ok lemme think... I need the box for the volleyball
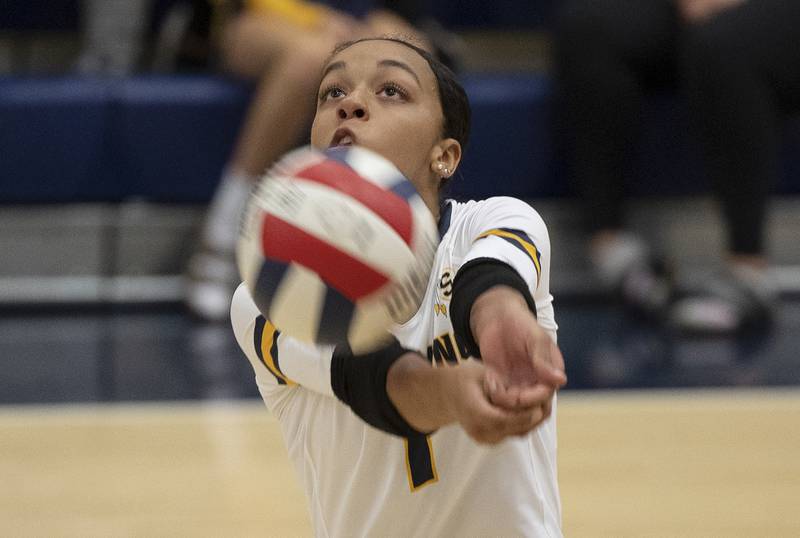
[236,145,439,351]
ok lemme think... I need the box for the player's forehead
[323,40,437,89]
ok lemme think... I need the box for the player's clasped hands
[452,286,567,445]
[447,360,560,445]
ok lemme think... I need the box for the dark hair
[328,37,471,153]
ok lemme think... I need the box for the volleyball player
[231,37,566,537]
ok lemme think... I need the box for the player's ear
[429,138,462,179]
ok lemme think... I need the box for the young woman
[231,37,566,537]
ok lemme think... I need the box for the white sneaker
[186,250,240,322]
[592,233,673,316]
[670,266,776,335]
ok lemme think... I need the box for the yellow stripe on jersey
[475,228,542,284]
[254,316,296,386]
[425,435,439,483]
[404,435,439,491]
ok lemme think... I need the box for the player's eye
[320,84,345,102]
[379,82,408,100]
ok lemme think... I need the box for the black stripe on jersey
[253,315,294,385]
[404,434,438,491]
[270,324,288,382]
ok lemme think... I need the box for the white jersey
[231,197,562,538]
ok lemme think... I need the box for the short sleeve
[461,197,550,296]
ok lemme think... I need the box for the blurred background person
[75,0,152,75]
[184,0,453,321]
[555,0,800,334]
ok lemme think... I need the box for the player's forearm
[468,285,567,395]
[386,354,458,433]
[450,259,538,359]
[469,286,530,346]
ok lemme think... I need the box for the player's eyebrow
[322,59,422,88]
[378,59,421,87]
[321,60,346,80]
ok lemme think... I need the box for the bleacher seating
[2,74,799,204]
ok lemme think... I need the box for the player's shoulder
[451,196,547,232]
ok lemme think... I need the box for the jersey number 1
[404,435,438,491]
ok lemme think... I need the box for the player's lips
[330,128,356,148]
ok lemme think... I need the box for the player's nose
[337,90,369,120]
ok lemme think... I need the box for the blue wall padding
[452,73,564,200]
[110,77,248,202]
[0,78,112,201]
[0,76,248,203]
[1,74,799,203]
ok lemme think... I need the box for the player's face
[311,40,455,216]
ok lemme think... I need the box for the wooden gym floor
[3,389,799,538]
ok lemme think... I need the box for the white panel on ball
[269,264,326,344]
[237,198,267,288]
[340,146,405,189]
[347,295,395,353]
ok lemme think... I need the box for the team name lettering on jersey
[426,331,471,364]
[434,268,453,317]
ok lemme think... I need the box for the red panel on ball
[261,213,389,301]
[294,160,414,245]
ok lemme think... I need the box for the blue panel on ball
[390,179,419,201]
[316,285,356,345]
[252,257,291,315]
[322,146,352,167]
